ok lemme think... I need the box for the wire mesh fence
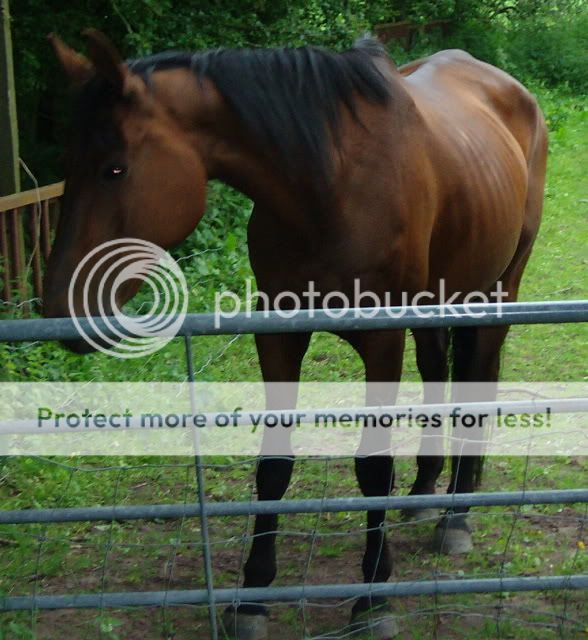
[0,302,587,639]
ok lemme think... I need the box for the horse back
[399,49,546,166]
[393,50,547,293]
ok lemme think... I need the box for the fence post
[0,0,20,196]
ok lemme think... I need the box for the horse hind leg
[432,322,504,555]
[434,199,543,555]
[433,111,546,555]
[432,106,547,556]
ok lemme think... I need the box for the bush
[444,19,509,69]
[505,12,588,92]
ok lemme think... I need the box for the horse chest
[248,216,412,301]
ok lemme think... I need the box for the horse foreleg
[403,328,450,521]
[222,332,311,640]
[344,329,405,638]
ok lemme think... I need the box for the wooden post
[0,0,20,196]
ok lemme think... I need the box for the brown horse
[44,30,547,639]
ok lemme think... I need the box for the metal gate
[0,300,587,638]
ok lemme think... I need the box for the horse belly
[428,127,528,295]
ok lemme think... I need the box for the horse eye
[103,164,127,181]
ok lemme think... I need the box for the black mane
[128,37,391,185]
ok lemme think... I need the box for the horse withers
[44,30,547,639]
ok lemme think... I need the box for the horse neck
[151,68,313,218]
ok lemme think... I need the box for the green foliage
[505,12,588,91]
[0,621,36,640]
[446,1,588,90]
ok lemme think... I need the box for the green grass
[0,88,586,639]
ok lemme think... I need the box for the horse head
[43,30,208,351]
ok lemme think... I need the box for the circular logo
[68,238,188,358]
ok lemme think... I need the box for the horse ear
[48,34,94,87]
[82,28,127,93]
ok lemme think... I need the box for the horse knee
[256,456,294,501]
[355,456,394,497]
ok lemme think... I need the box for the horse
[43,29,547,639]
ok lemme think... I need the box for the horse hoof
[220,610,268,640]
[349,607,400,639]
[432,516,473,554]
[400,507,438,522]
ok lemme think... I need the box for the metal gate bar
[1,489,587,525]
[0,300,587,342]
[1,575,587,611]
